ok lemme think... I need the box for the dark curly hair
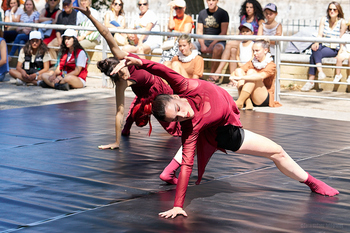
[97,57,122,85]
[152,94,173,122]
[239,0,264,21]
[23,39,48,57]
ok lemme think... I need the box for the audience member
[229,39,281,110]
[160,0,194,63]
[39,0,61,46]
[47,0,78,64]
[194,0,229,77]
[257,3,282,57]
[3,0,24,43]
[76,0,101,49]
[122,0,162,57]
[236,23,254,68]
[8,0,40,58]
[104,0,127,46]
[209,0,263,83]
[333,20,350,83]
[33,0,46,12]
[301,1,346,92]
[8,31,50,85]
[40,29,88,91]
[0,37,10,82]
[164,35,203,79]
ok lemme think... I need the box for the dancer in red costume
[112,56,339,219]
[74,6,181,150]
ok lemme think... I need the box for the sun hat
[168,0,186,8]
[239,23,254,32]
[263,3,277,12]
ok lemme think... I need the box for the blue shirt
[0,38,9,75]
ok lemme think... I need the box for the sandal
[208,75,219,83]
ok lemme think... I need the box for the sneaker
[54,82,70,91]
[38,80,51,88]
[347,76,350,84]
[16,79,26,86]
[301,82,314,92]
[318,71,326,80]
[333,74,342,83]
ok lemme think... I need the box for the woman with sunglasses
[104,0,127,46]
[122,0,162,57]
[40,29,88,91]
[9,31,50,85]
[301,1,346,91]
[38,0,61,45]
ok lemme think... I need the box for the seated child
[236,23,254,67]
[257,3,282,57]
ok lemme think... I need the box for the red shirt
[59,49,88,81]
[127,54,181,136]
[139,59,242,208]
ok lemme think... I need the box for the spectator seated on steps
[40,29,89,91]
[8,31,50,86]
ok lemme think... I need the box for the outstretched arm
[73,6,128,60]
[110,56,188,94]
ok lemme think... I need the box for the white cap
[29,31,42,40]
[61,29,77,38]
[168,0,186,7]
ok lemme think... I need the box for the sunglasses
[138,3,147,6]
[328,8,338,12]
[63,3,70,6]
[174,7,183,10]
[114,2,122,6]
[50,0,58,2]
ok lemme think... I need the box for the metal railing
[1,22,349,101]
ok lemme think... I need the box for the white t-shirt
[134,10,160,32]
[239,41,254,64]
[105,10,124,25]
[66,50,87,68]
[76,7,101,41]
[18,48,51,63]
[341,33,350,53]
[5,8,24,22]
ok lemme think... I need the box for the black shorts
[215,125,245,152]
[253,93,269,107]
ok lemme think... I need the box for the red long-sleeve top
[138,59,243,208]
[127,54,181,136]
